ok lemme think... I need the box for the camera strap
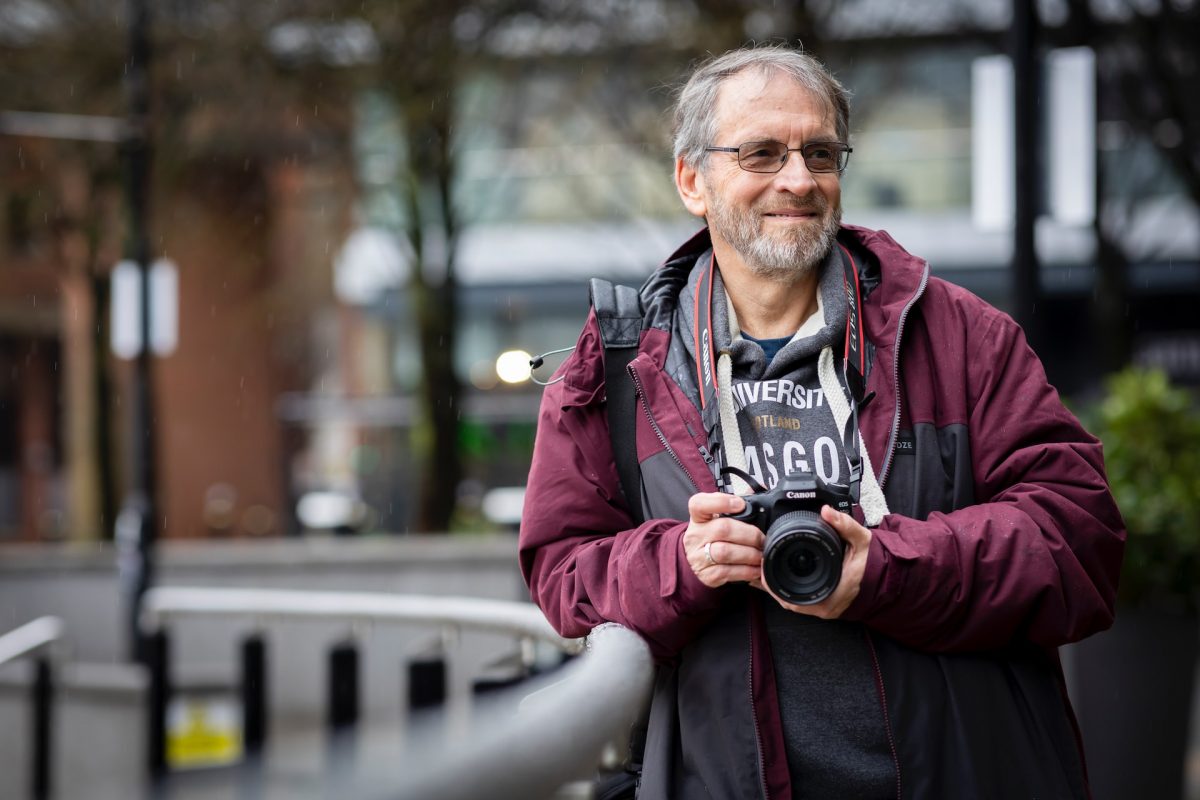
[836,243,868,504]
[693,251,719,413]
[841,373,865,505]
[838,243,867,405]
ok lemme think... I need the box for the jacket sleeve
[518,314,723,660]
[844,310,1126,653]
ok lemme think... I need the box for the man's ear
[675,157,708,219]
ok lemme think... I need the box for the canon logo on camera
[785,491,817,500]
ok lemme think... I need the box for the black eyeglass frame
[703,140,853,174]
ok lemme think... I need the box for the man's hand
[761,505,872,619]
[683,492,765,588]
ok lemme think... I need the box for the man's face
[677,69,844,282]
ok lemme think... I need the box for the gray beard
[708,196,841,282]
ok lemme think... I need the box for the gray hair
[672,44,851,169]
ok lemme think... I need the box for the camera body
[727,472,853,605]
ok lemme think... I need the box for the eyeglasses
[703,140,853,174]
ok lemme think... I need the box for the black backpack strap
[589,278,653,798]
[588,278,644,525]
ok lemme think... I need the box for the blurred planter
[1073,609,1198,800]
[1074,368,1200,800]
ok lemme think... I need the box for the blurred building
[1,0,1197,542]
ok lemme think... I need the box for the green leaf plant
[1086,368,1200,614]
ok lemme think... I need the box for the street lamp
[117,0,160,666]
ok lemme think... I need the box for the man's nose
[772,152,820,195]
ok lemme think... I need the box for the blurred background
[1,0,1197,543]
[0,0,1198,798]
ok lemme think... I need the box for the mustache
[756,199,829,215]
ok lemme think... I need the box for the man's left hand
[757,505,872,619]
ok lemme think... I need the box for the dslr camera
[726,471,854,605]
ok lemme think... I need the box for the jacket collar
[651,224,929,344]
[837,224,929,345]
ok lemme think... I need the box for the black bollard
[32,657,53,800]
[407,656,446,712]
[146,629,170,779]
[240,634,267,756]
[327,640,359,731]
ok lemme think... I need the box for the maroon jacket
[520,225,1126,798]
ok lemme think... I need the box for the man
[519,44,1125,799]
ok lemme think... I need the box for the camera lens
[787,548,818,579]
[761,510,844,605]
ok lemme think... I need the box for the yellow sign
[166,695,243,769]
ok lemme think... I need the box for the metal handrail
[0,616,63,800]
[139,587,653,799]
[0,616,64,666]
[392,623,653,800]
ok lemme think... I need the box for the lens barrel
[761,510,844,604]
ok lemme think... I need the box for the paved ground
[150,718,595,800]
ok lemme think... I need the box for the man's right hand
[683,492,766,588]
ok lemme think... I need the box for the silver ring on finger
[704,541,716,566]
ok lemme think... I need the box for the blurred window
[832,44,985,213]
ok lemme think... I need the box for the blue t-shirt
[742,331,793,363]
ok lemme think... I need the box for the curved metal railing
[140,587,653,799]
[0,616,63,800]
[390,622,652,800]
[0,616,64,667]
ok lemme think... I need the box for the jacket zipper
[878,263,930,488]
[864,266,927,797]
[628,364,702,491]
[863,631,903,799]
[749,616,772,800]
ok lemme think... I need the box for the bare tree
[0,2,131,539]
